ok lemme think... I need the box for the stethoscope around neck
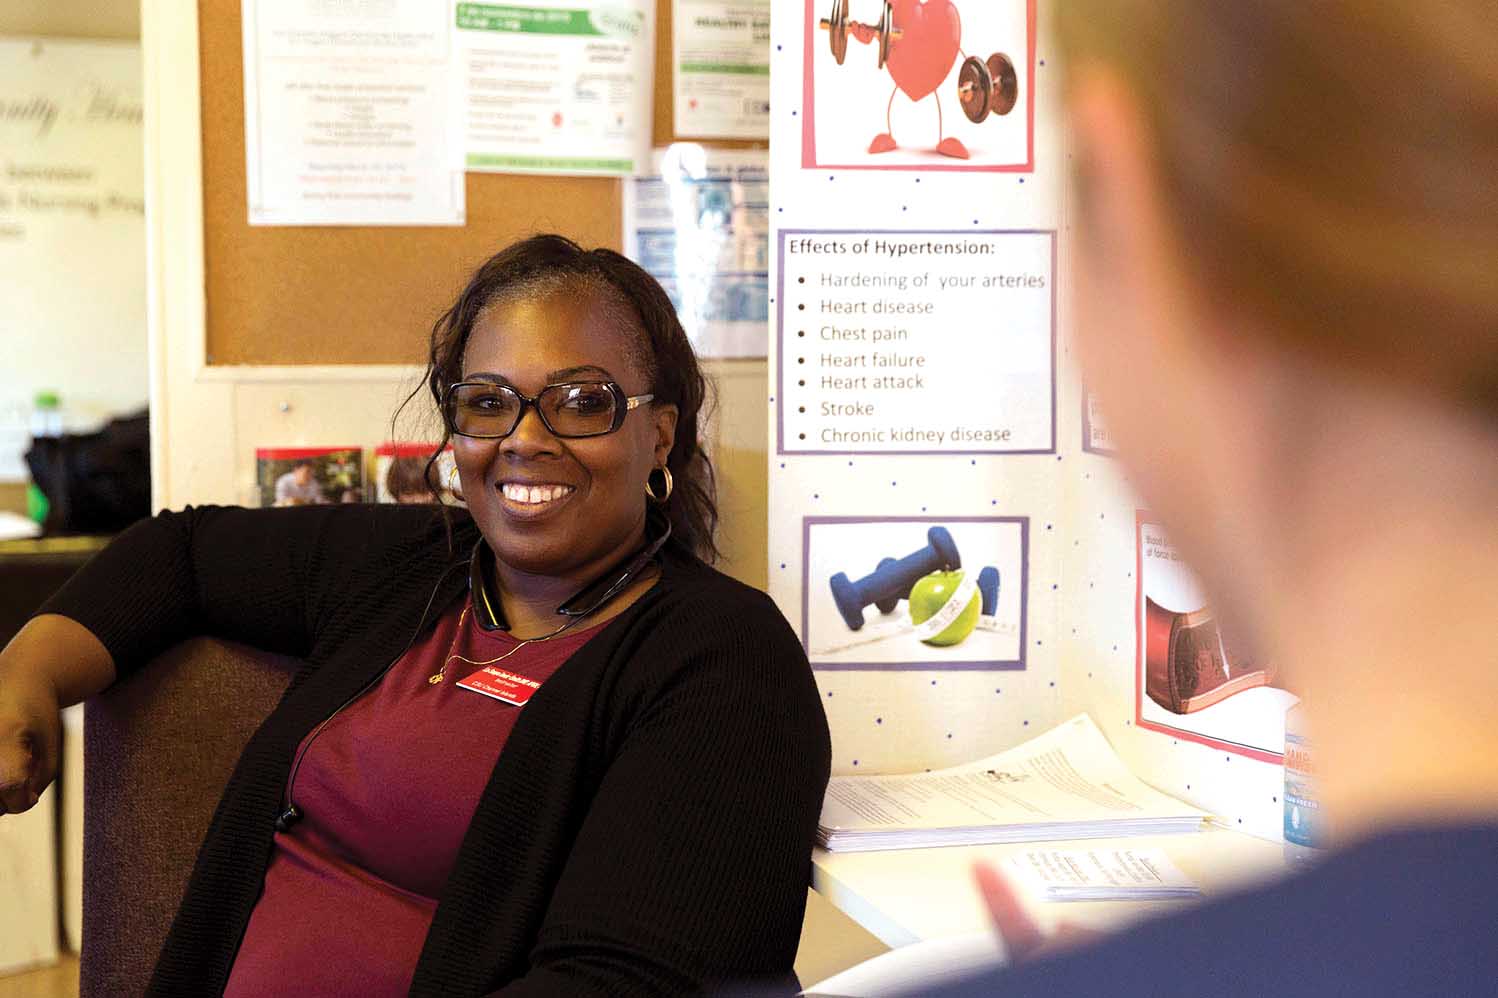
[274,508,673,833]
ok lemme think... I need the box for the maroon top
[224,597,603,998]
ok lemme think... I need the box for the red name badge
[457,666,541,706]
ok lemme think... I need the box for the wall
[0,0,144,510]
[0,4,141,972]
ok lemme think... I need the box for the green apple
[908,570,981,646]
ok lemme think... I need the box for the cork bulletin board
[197,0,760,365]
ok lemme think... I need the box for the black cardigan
[41,504,831,996]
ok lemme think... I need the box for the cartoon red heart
[885,0,961,102]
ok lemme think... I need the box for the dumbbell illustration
[977,566,999,616]
[819,0,901,69]
[872,558,902,613]
[957,53,1019,122]
[977,565,1002,631]
[830,526,961,630]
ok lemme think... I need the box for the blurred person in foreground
[0,235,830,996]
[916,3,1498,996]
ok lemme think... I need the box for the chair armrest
[80,637,299,998]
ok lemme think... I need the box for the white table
[812,827,1287,950]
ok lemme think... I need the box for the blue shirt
[907,824,1498,998]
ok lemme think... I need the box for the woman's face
[452,288,677,584]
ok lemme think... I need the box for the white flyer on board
[241,0,465,226]
[1004,847,1202,901]
[455,0,654,176]
[623,146,768,357]
[672,0,770,139]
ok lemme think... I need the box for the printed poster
[673,0,771,139]
[775,228,1056,455]
[1136,514,1297,761]
[256,447,364,506]
[456,0,654,176]
[802,0,1035,172]
[803,517,1027,670]
[241,0,465,226]
[623,145,769,357]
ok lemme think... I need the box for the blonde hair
[1056,2,1498,416]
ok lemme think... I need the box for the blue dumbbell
[830,527,961,630]
[978,566,1000,616]
[873,558,901,614]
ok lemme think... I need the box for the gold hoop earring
[645,466,673,503]
[447,466,464,500]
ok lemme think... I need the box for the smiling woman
[0,236,832,997]
[420,235,716,636]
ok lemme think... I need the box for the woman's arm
[0,615,112,813]
[34,503,402,677]
[477,596,831,997]
[2,502,428,815]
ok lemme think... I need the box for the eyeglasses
[442,380,655,440]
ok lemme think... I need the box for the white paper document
[455,0,653,176]
[672,0,770,139]
[1004,847,1202,902]
[623,145,768,357]
[241,0,465,226]
[818,714,1210,852]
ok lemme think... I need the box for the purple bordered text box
[776,228,1058,456]
[802,515,1030,672]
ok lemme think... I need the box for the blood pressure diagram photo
[802,0,1034,170]
[1136,516,1298,758]
[803,516,1027,669]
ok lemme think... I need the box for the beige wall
[1,1,142,502]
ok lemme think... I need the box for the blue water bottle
[1283,701,1324,864]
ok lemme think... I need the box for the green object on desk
[26,483,49,524]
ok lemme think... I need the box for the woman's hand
[0,666,61,814]
[0,614,115,814]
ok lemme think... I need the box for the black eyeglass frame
[441,380,656,440]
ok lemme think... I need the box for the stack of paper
[817,715,1210,852]
[1004,847,1203,902]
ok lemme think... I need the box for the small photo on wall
[255,447,363,507]
[803,0,1035,171]
[374,442,460,505]
[803,516,1028,670]
[1136,514,1297,761]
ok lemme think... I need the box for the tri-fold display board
[767,0,1293,840]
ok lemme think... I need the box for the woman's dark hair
[403,234,718,561]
